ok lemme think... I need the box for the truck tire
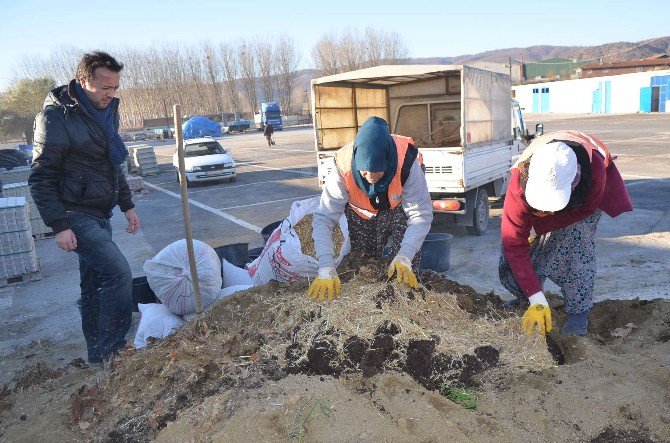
[466,188,489,235]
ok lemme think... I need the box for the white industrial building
[512,69,670,114]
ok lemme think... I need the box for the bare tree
[255,38,275,102]
[201,41,223,114]
[311,28,410,75]
[274,35,301,115]
[381,30,409,63]
[311,33,341,76]
[218,42,241,116]
[238,39,259,114]
[338,29,365,71]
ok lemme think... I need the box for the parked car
[173,138,236,185]
[132,133,146,141]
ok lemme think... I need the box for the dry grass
[256,278,555,372]
[294,214,344,258]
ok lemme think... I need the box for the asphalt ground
[134,126,321,252]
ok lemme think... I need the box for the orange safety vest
[335,134,414,220]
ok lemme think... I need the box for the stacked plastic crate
[133,146,158,176]
[126,175,144,193]
[0,197,40,285]
[0,166,30,190]
[1,182,51,237]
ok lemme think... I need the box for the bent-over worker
[309,116,433,301]
[499,131,632,336]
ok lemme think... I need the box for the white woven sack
[143,239,223,315]
[134,303,185,349]
[247,196,350,285]
[222,258,253,287]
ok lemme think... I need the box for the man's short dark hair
[76,51,124,83]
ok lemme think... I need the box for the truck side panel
[462,66,511,145]
[313,85,388,151]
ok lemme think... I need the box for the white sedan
[173,138,237,184]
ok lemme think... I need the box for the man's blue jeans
[67,212,132,363]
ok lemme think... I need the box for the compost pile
[293,213,344,258]
[69,261,554,442]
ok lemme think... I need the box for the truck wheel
[466,188,489,235]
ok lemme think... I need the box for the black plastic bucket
[419,233,453,272]
[132,276,158,312]
[248,246,264,261]
[214,243,249,268]
[261,220,282,243]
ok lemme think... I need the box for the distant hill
[295,36,670,91]
[408,35,670,64]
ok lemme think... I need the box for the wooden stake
[173,104,203,313]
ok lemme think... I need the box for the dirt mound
[66,264,552,442]
[1,271,668,442]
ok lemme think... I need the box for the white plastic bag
[246,197,350,285]
[143,239,223,315]
[222,259,253,287]
[134,303,185,349]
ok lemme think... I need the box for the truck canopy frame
[312,65,511,152]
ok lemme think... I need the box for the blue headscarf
[352,117,397,198]
[74,82,128,166]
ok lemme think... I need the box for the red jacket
[501,132,633,297]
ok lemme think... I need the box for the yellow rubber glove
[387,254,419,289]
[522,292,553,335]
[307,267,341,301]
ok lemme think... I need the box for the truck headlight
[189,166,203,172]
[224,162,234,168]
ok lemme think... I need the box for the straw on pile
[294,214,345,258]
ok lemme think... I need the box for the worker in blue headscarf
[309,116,433,301]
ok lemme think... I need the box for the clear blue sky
[1,0,669,90]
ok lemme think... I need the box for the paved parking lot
[134,127,321,251]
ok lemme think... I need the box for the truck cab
[260,102,283,131]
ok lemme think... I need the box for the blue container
[419,233,453,272]
[16,144,33,161]
[214,243,249,268]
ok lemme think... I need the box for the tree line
[0,28,409,142]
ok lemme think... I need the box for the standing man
[264,122,275,146]
[29,51,140,364]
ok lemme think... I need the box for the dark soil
[590,426,656,443]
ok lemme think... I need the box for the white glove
[528,291,549,307]
[390,254,413,269]
[318,267,338,279]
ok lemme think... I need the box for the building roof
[581,57,670,70]
[523,58,589,79]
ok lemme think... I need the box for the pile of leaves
[71,264,553,441]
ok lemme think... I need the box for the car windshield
[184,142,226,157]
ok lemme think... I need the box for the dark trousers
[344,204,421,271]
[68,212,132,362]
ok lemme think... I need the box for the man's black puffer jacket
[28,80,134,234]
